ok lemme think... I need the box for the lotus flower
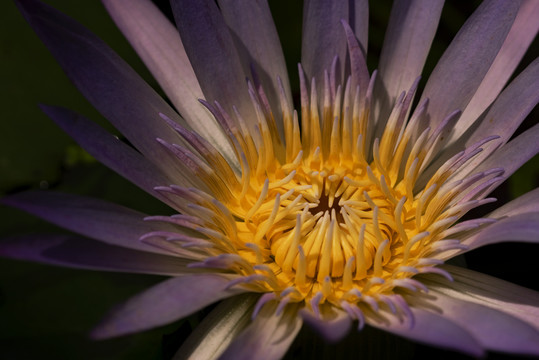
[2,0,539,359]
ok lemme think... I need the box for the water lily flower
[3,0,539,359]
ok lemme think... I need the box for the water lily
[2,0,539,359]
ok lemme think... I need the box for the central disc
[238,152,398,288]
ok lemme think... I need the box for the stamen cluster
[144,35,501,321]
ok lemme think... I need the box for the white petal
[301,0,368,87]
[91,274,243,339]
[426,289,539,355]
[300,304,352,342]
[171,0,256,131]
[0,233,192,276]
[173,294,257,360]
[423,265,539,332]
[488,188,539,219]
[367,307,484,357]
[218,0,292,136]
[461,212,539,251]
[475,122,539,194]
[218,301,302,360]
[422,58,539,184]
[373,0,444,132]
[2,191,174,255]
[102,0,234,161]
[449,0,539,144]
[419,0,519,130]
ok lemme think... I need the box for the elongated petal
[2,191,175,255]
[367,307,484,357]
[456,58,539,178]
[475,123,539,191]
[16,0,188,175]
[218,302,302,360]
[102,0,234,161]
[170,0,255,129]
[218,0,292,134]
[460,212,539,251]
[300,305,352,342]
[0,234,191,276]
[419,0,520,129]
[301,0,368,87]
[427,289,539,355]
[488,188,539,219]
[422,265,539,332]
[423,58,539,182]
[92,274,243,339]
[452,0,539,142]
[39,105,193,202]
[173,294,257,360]
[373,0,444,128]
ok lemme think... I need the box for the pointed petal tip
[299,307,352,343]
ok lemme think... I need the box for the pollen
[145,47,501,320]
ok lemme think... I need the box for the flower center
[147,65,499,318]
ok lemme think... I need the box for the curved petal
[422,265,539,332]
[460,212,539,251]
[475,122,539,193]
[102,0,234,161]
[367,307,484,357]
[170,0,255,129]
[301,0,368,87]
[457,58,539,178]
[422,57,539,183]
[91,274,243,339]
[373,0,444,129]
[419,0,520,130]
[39,105,196,202]
[173,294,257,360]
[218,301,302,360]
[15,0,189,175]
[451,0,539,143]
[0,233,191,276]
[1,190,176,255]
[218,0,292,136]
[299,304,352,342]
[488,188,539,219]
[427,289,539,355]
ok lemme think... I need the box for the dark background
[0,0,537,359]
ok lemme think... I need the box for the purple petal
[91,274,243,339]
[2,191,177,255]
[475,122,539,192]
[301,0,368,87]
[460,213,539,253]
[299,304,352,342]
[423,265,539,332]
[423,57,539,183]
[419,0,520,130]
[488,188,539,219]
[170,0,255,129]
[175,294,257,359]
[367,307,484,357]
[373,0,444,132]
[453,0,539,142]
[218,0,292,135]
[102,0,234,161]
[218,301,302,360]
[15,0,188,175]
[39,105,187,203]
[0,233,191,276]
[427,289,539,355]
[341,20,370,103]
